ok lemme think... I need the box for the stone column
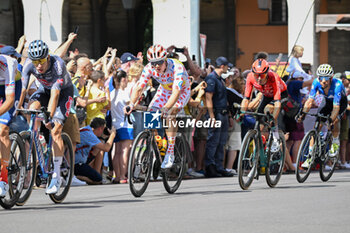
[22,0,64,51]
[287,0,315,66]
[151,0,200,64]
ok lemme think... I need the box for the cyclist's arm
[248,91,262,110]
[241,98,249,113]
[302,98,314,114]
[0,58,17,115]
[330,105,340,122]
[48,89,60,119]
[273,101,281,120]
[0,92,15,116]
[164,87,180,110]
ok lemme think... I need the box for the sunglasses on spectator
[253,73,267,79]
[32,57,48,66]
[151,60,165,67]
[319,76,330,81]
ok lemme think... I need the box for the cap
[222,71,234,79]
[120,52,139,64]
[345,71,350,80]
[0,45,21,58]
[215,56,229,67]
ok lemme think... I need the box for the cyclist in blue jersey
[0,55,21,197]
[299,64,347,166]
[22,40,74,194]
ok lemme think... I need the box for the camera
[174,47,184,53]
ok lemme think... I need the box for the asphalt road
[1,170,350,233]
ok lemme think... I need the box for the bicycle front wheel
[296,130,317,183]
[265,130,286,188]
[319,132,337,181]
[49,133,74,203]
[0,132,26,209]
[16,131,37,206]
[238,129,259,190]
[162,134,187,194]
[128,131,153,197]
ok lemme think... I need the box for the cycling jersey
[245,71,287,100]
[137,58,191,110]
[0,55,18,95]
[309,78,346,106]
[0,55,21,125]
[22,55,72,90]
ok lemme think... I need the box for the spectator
[110,70,133,184]
[224,70,244,175]
[120,52,140,73]
[86,70,109,125]
[74,117,116,184]
[72,57,93,97]
[338,72,350,169]
[204,56,233,178]
[284,71,314,167]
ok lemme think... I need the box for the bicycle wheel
[162,134,187,194]
[0,132,26,209]
[238,129,259,190]
[49,133,74,203]
[16,131,37,206]
[319,132,337,181]
[128,131,153,197]
[265,130,286,188]
[296,130,317,183]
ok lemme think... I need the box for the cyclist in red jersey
[241,59,287,122]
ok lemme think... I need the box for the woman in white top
[110,70,133,183]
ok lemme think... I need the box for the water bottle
[39,134,47,154]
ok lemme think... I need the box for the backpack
[283,94,300,118]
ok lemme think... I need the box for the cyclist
[22,40,74,194]
[298,64,347,167]
[125,44,191,169]
[241,59,288,131]
[0,55,21,197]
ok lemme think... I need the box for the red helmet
[252,59,269,74]
[147,44,167,62]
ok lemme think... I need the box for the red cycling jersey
[244,71,287,100]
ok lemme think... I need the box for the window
[269,0,288,24]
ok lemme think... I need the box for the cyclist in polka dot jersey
[126,44,191,169]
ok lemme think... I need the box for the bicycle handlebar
[17,107,51,124]
[233,103,274,125]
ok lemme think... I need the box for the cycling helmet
[28,40,49,60]
[147,44,167,62]
[316,64,334,77]
[252,59,269,74]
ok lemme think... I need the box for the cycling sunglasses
[32,57,48,66]
[151,60,165,67]
[253,73,267,79]
[319,76,330,81]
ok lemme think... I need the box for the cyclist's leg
[47,87,73,194]
[0,81,22,196]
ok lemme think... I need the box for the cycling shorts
[0,79,22,126]
[29,85,73,125]
[318,95,347,121]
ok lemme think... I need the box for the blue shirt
[75,126,101,164]
[309,78,346,105]
[287,80,303,104]
[205,71,227,110]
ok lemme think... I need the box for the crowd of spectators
[1,32,350,186]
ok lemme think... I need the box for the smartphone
[74,26,79,34]
[174,47,184,53]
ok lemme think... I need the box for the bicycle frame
[26,112,53,179]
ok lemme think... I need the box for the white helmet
[147,44,167,62]
[316,64,334,77]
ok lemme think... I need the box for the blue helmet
[28,40,49,60]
